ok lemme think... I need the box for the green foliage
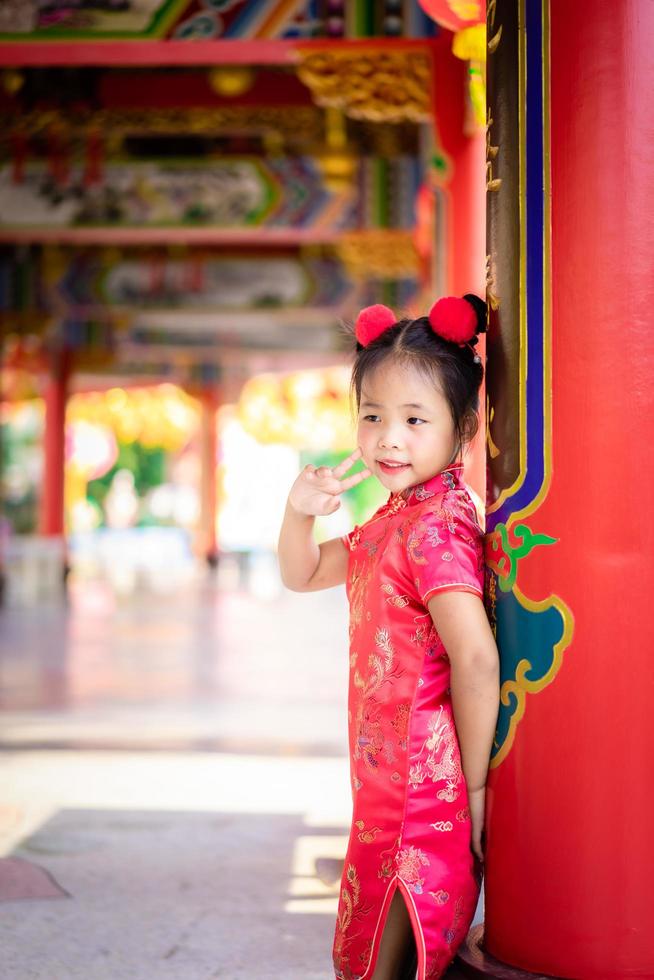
[87,442,166,526]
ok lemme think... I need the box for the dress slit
[362,875,426,980]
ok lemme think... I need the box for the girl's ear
[461,410,480,446]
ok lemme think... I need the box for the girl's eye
[407,417,426,425]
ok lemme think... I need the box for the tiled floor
[0,570,480,979]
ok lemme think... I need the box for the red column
[470,2,654,978]
[431,37,486,499]
[198,389,220,568]
[39,349,69,538]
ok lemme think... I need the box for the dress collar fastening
[396,462,464,507]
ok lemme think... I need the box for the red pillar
[431,37,486,500]
[462,2,654,978]
[39,349,69,538]
[198,389,220,568]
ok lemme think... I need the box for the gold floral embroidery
[429,888,450,905]
[396,845,430,894]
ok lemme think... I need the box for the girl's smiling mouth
[378,459,411,474]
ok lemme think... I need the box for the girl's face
[357,358,458,494]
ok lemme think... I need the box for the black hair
[351,294,487,457]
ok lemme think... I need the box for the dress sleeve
[405,491,484,604]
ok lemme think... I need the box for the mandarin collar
[379,462,464,517]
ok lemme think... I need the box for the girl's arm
[428,591,500,860]
[278,504,349,592]
[278,449,370,593]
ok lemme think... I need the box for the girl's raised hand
[289,448,371,517]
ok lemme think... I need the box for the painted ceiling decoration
[0,6,473,382]
[0,0,438,41]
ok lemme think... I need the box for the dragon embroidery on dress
[436,505,458,534]
[391,702,410,751]
[349,557,374,639]
[406,518,433,565]
[354,700,385,769]
[414,482,438,501]
[353,627,404,771]
[443,894,465,945]
[408,705,463,803]
[406,506,455,565]
[410,618,444,659]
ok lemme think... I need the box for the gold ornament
[208,67,255,98]
[2,70,24,96]
[317,106,357,192]
[297,49,431,124]
[338,230,419,281]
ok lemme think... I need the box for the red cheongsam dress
[333,462,485,980]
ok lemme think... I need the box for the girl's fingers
[332,447,363,478]
[339,468,371,492]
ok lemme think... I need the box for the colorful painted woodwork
[483,2,654,978]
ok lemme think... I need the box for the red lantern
[417,0,484,32]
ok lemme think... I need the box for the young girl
[278,296,500,980]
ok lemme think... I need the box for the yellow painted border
[486,0,528,517]
[489,0,575,769]
[509,0,553,526]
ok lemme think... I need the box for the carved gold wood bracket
[297,49,432,124]
[337,230,419,281]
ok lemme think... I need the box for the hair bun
[355,304,397,347]
[428,296,477,343]
[462,293,487,336]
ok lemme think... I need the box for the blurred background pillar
[198,388,220,569]
[39,346,69,539]
[430,32,486,500]
[35,344,70,589]
[467,1,654,978]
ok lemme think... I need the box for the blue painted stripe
[223,0,266,39]
[496,0,545,523]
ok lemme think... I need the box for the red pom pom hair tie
[428,296,476,343]
[428,295,482,364]
[355,304,397,347]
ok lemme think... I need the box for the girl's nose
[378,427,401,450]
